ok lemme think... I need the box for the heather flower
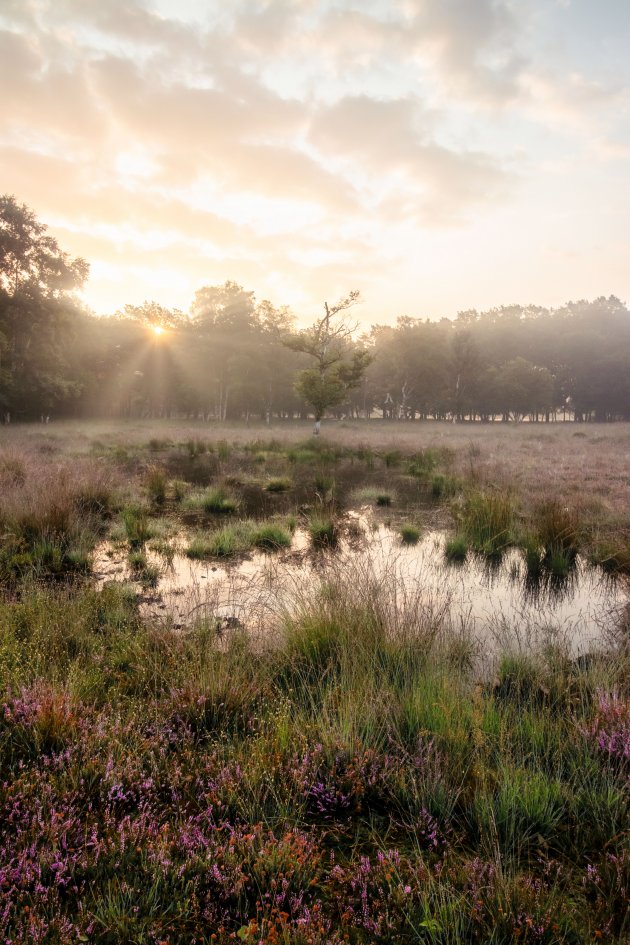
[583,690,630,777]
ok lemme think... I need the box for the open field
[0,419,628,943]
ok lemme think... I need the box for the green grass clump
[457,490,514,556]
[252,523,292,550]
[287,448,318,465]
[145,465,167,505]
[185,438,208,458]
[352,486,395,508]
[264,477,292,493]
[128,550,147,570]
[147,437,171,451]
[185,523,251,558]
[313,472,335,497]
[308,516,338,547]
[431,473,459,498]
[521,533,544,576]
[203,488,239,514]
[535,499,581,564]
[217,440,231,460]
[186,488,239,515]
[383,449,402,468]
[406,448,440,479]
[590,539,630,575]
[444,535,468,562]
[400,524,421,544]
[121,506,152,548]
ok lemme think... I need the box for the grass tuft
[400,524,421,544]
[308,516,338,547]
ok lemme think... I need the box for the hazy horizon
[2,0,629,324]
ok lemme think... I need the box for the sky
[1,0,630,326]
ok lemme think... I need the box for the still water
[94,510,628,656]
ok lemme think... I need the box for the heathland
[0,419,628,944]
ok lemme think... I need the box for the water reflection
[93,509,628,655]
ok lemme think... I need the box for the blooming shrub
[584,691,630,776]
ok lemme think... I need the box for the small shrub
[376,493,393,507]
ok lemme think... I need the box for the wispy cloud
[1,0,628,319]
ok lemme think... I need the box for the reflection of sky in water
[94,511,628,656]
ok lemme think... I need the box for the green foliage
[145,466,167,505]
[0,552,627,944]
[407,449,440,479]
[121,506,151,548]
[457,490,514,556]
[444,535,468,562]
[308,516,338,547]
[400,524,421,544]
[535,499,581,560]
[186,522,253,558]
[375,492,393,507]
[185,488,239,515]
[284,293,372,424]
[252,523,292,550]
[264,477,292,493]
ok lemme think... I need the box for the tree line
[2,195,629,423]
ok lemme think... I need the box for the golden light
[152,325,165,337]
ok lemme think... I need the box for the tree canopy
[2,196,630,424]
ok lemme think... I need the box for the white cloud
[0,0,628,319]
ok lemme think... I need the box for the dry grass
[1,417,629,536]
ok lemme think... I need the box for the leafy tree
[284,291,372,433]
[451,330,482,420]
[0,195,89,417]
[0,194,88,298]
[120,301,185,331]
[492,357,554,421]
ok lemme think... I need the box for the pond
[93,509,628,657]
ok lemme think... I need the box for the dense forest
[2,195,630,423]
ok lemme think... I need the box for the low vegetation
[0,422,628,943]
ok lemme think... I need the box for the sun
[152,325,165,336]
